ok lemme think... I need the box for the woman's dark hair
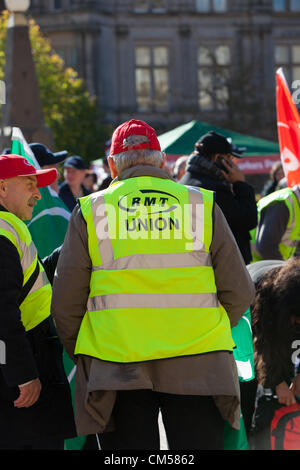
[252,257,300,386]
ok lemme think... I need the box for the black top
[58,182,91,212]
[180,154,258,265]
[98,174,112,191]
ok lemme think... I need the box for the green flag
[10,127,86,450]
[10,127,71,258]
[223,308,255,450]
[232,308,255,383]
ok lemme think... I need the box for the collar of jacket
[186,152,229,187]
[111,164,175,184]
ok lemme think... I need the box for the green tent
[158,120,279,157]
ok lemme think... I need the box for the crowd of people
[0,119,299,451]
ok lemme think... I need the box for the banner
[276,68,300,187]
[165,153,281,175]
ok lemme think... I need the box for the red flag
[276,68,300,187]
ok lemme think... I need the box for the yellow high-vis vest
[250,187,300,262]
[0,211,51,331]
[75,176,235,362]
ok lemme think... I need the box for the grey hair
[111,135,163,173]
[173,155,189,177]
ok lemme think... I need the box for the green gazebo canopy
[158,120,279,157]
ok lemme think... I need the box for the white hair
[173,155,189,177]
[111,135,163,173]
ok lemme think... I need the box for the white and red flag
[276,68,300,187]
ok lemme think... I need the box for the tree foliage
[0,10,111,163]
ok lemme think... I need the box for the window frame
[50,0,74,11]
[197,44,231,111]
[273,0,300,11]
[133,0,167,13]
[195,0,228,13]
[54,45,79,70]
[51,0,63,10]
[134,44,170,112]
[274,43,300,85]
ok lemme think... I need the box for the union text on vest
[126,216,179,232]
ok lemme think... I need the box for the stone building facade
[25,0,300,138]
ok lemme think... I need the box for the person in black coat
[180,131,257,265]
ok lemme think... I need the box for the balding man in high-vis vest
[52,119,255,450]
[0,155,75,450]
[251,185,300,261]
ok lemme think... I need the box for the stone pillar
[1,11,53,150]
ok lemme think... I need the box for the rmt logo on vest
[95,190,205,249]
[119,190,179,235]
[118,189,179,213]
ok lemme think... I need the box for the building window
[275,44,300,84]
[197,45,231,110]
[134,0,166,12]
[134,0,148,11]
[55,46,79,70]
[195,0,227,12]
[291,0,300,10]
[51,0,74,10]
[52,0,62,9]
[273,0,300,10]
[135,46,169,111]
[273,0,286,9]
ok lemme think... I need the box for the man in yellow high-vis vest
[0,154,75,450]
[251,186,300,261]
[52,120,255,450]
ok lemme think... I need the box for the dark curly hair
[252,257,300,388]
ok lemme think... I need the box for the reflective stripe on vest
[75,177,234,363]
[250,187,300,261]
[0,211,51,331]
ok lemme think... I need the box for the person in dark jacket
[59,155,91,212]
[0,154,76,450]
[252,257,300,404]
[180,131,257,265]
[250,258,300,450]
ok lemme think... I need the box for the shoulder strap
[18,260,40,306]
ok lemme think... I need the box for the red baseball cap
[0,154,58,188]
[110,119,161,156]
